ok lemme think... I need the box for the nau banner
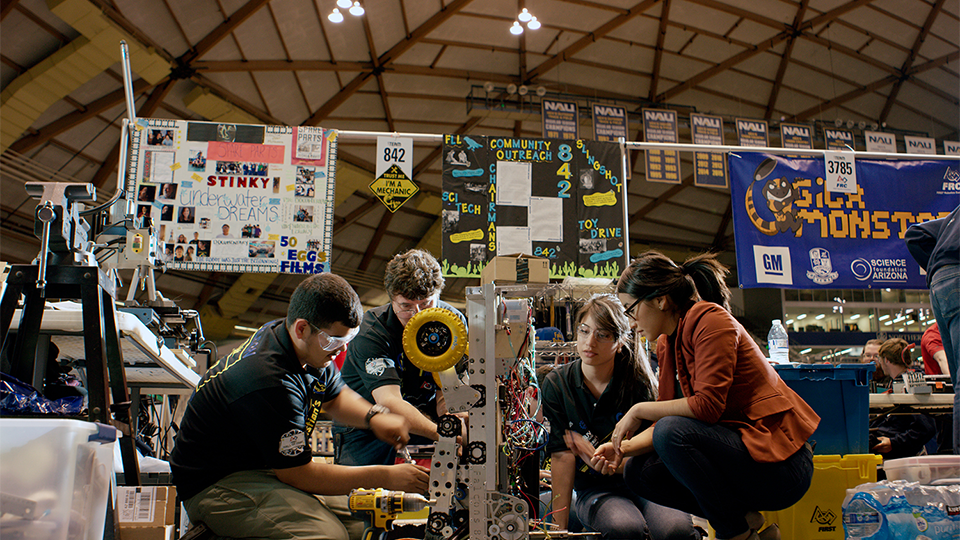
[729,152,960,289]
[441,135,625,279]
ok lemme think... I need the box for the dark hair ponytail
[618,250,730,315]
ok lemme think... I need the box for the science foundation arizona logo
[806,248,838,285]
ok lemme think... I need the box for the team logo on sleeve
[365,358,392,376]
[279,429,306,457]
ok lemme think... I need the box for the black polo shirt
[339,301,467,422]
[170,319,344,500]
[541,360,650,493]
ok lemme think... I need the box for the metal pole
[623,140,959,161]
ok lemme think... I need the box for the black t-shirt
[541,360,651,493]
[170,319,344,500]
[339,301,467,422]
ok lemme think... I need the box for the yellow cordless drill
[349,488,434,539]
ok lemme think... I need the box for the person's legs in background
[929,265,959,454]
[573,487,650,540]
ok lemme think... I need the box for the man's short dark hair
[286,273,362,330]
[384,249,445,300]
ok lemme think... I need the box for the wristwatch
[364,404,390,427]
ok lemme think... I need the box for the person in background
[335,249,467,466]
[593,251,818,540]
[922,323,948,376]
[906,204,959,454]
[869,338,936,461]
[861,339,891,387]
[170,273,428,540]
[541,294,701,539]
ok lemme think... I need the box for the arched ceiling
[1,0,958,341]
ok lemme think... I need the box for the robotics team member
[170,273,429,540]
[335,249,468,466]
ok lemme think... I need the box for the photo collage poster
[128,119,336,274]
[441,135,626,279]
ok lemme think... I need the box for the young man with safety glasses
[171,273,428,540]
[335,249,468,466]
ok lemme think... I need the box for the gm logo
[754,246,793,285]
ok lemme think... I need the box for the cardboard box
[118,485,177,527]
[480,253,550,284]
[119,524,175,540]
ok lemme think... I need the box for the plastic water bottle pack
[842,480,960,539]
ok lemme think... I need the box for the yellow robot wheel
[402,307,468,372]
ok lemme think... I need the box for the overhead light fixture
[536,86,547,96]
[800,348,812,354]
[506,83,518,94]
[510,21,523,35]
[518,85,528,96]
[518,8,532,22]
[349,1,364,16]
[850,314,861,320]
[835,119,843,128]
[483,81,495,92]
[858,121,866,130]
[785,319,794,325]
[328,8,344,22]
[846,119,855,128]
[527,16,541,30]
[879,314,890,321]
[797,314,807,320]
[871,122,879,131]
[337,0,351,7]
[815,314,826,320]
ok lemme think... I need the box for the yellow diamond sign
[370,164,419,213]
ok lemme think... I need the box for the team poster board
[729,152,960,289]
[129,119,336,273]
[441,135,626,279]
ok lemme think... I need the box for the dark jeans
[929,265,959,454]
[623,416,813,539]
[574,485,702,540]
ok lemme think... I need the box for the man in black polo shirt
[171,273,429,540]
[336,249,467,466]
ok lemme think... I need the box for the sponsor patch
[366,358,389,376]
[279,429,306,457]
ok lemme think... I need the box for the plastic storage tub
[0,418,116,540]
[774,363,874,455]
[883,455,960,484]
[762,454,882,540]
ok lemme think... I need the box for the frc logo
[806,248,838,285]
[811,505,837,532]
[942,167,960,193]
[754,246,793,285]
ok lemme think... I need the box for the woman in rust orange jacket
[591,251,819,540]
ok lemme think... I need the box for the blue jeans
[333,424,434,466]
[623,417,813,539]
[929,264,960,454]
[574,485,701,540]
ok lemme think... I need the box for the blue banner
[729,152,960,289]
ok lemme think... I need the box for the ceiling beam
[712,203,733,250]
[334,199,379,232]
[412,116,481,178]
[526,0,662,82]
[7,80,152,154]
[629,173,695,224]
[0,0,20,20]
[189,73,284,125]
[180,0,273,64]
[359,210,394,271]
[764,0,809,120]
[195,60,375,72]
[648,0,671,101]
[302,0,475,126]
[878,0,947,123]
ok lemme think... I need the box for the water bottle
[768,319,790,364]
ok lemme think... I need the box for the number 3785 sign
[824,150,857,193]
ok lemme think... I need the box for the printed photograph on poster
[249,241,276,258]
[137,185,156,202]
[160,204,174,222]
[241,224,263,238]
[295,127,326,161]
[143,151,175,184]
[216,224,234,238]
[295,166,315,198]
[188,150,207,171]
[147,129,175,147]
[442,209,459,234]
[137,205,152,219]
[158,183,177,200]
[580,238,607,254]
[294,205,314,223]
[177,206,196,224]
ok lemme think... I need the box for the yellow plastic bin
[760,454,882,540]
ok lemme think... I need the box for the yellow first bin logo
[369,164,419,213]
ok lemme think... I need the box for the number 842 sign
[824,150,857,194]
